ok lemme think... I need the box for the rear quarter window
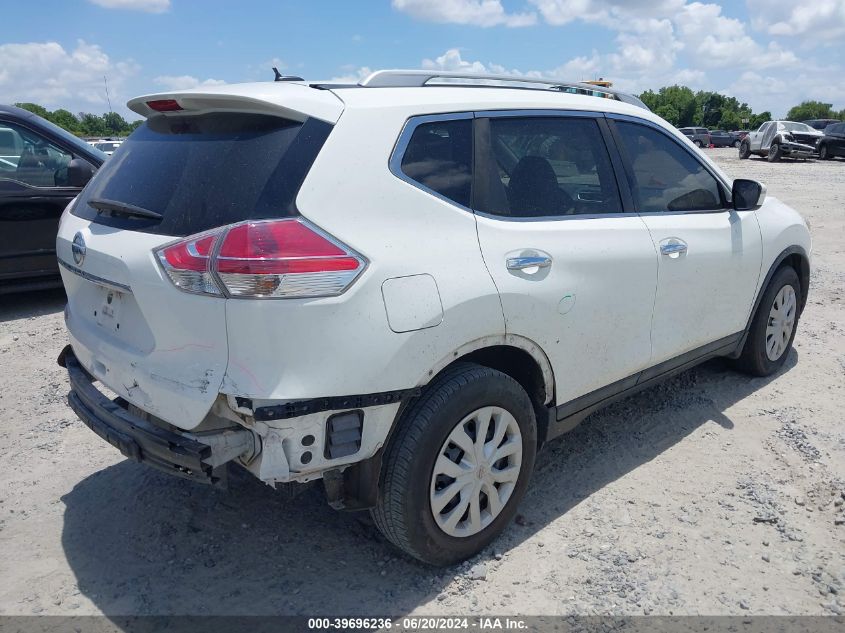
[72,112,332,236]
[398,119,473,208]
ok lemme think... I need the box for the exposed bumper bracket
[252,388,420,421]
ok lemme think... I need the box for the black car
[818,122,845,160]
[708,130,734,147]
[803,118,841,131]
[0,104,105,293]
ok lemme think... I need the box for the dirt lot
[0,148,843,618]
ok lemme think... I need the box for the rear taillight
[158,232,221,295]
[147,99,183,112]
[155,219,366,299]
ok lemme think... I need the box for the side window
[0,121,73,188]
[400,118,472,208]
[478,116,622,218]
[615,121,723,213]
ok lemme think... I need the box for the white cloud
[748,0,845,41]
[674,2,797,69]
[153,75,227,90]
[392,0,537,27]
[328,66,374,84]
[729,68,845,117]
[422,49,490,73]
[530,0,685,28]
[88,0,170,12]
[0,40,139,115]
[608,18,681,73]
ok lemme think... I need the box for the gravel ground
[0,148,843,618]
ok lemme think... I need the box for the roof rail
[359,69,649,110]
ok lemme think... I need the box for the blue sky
[1,0,843,120]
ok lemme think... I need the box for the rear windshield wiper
[88,198,163,221]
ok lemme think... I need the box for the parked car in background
[0,104,105,294]
[730,131,749,147]
[803,118,840,131]
[93,139,123,155]
[678,127,711,147]
[740,120,822,162]
[708,130,734,147]
[817,121,845,160]
[57,70,810,565]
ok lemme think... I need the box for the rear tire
[733,139,741,148]
[694,139,703,148]
[768,142,782,162]
[735,266,801,377]
[819,143,831,160]
[372,363,537,566]
[739,141,751,159]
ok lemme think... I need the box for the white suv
[57,70,810,565]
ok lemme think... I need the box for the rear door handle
[506,255,552,271]
[659,239,688,257]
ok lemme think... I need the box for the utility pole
[103,75,113,114]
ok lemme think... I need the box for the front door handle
[659,239,688,257]
[506,255,552,271]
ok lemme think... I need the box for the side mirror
[732,178,766,211]
[67,157,96,188]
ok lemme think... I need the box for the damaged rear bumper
[60,345,252,485]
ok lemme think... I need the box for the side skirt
[547,332,743,440]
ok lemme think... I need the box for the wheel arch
[329,336,556,510]
[732,245,809,358]
[420,335,554,403]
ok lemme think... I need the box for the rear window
[73,113,332,236]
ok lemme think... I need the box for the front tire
[735,266,801,377]
[819,143,831,160]
[739,141,751,159]
[694,139,703,148]
[372,363,537,566]
[768,142,782,162]
[733,139,742,148]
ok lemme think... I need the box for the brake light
[155,219,366,299]
[147,99,183,112]
[157,233,222,295]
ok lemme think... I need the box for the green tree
[102,111,130,136]
[48,109,81,135]
[749,112,772,130]
[695,92,726,128]
[14,102,50,118]
[78,113,108,137]
[639,89,660,112]
[638,85,771,131]
[11,101,139,137]
[662,85,697,126]
[653,103,680,125]
[785,101,837,122]
[718,110,742,131]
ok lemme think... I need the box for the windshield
[72,112,332,236]
[781,122,815,133]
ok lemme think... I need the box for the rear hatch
[57,86,341,429]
